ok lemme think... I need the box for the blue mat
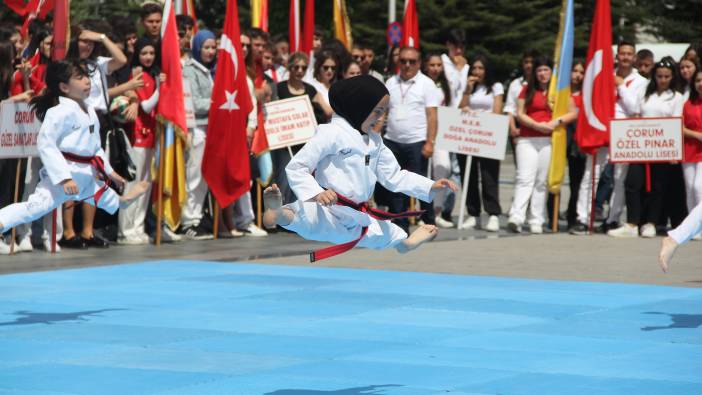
[0,261,701,395]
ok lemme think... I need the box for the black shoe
[596,221,618,234]
[59,236,87,249]
[181,224,214,240]
[569,222,589,235]
[83,235,109,248]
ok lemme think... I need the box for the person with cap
[261,75,457,261]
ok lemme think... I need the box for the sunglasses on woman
[322,65,336,71]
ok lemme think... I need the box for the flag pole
[457,155,472,230]
[51,209,57,253]
[588,151,597,234]
[552,193,560,232]
[9,159,22,255]
[156,126,165,246]
[213,201,219,239]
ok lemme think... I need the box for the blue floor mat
[0,261,700,395]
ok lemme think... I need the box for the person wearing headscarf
[261,75,457,261]
[180,30,217,240]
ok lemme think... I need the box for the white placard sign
[610,117,683,163]
[436,107,509,161]
[183,80,196,129]
[0,101,41,159]
[263,95,317,150]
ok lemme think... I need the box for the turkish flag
[202,0,254,207]
[575,0,615,154]
[402,0,419,48]
[158,0,187,135]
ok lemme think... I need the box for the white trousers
[576,147,608,224]
[0,164,119,232]
[284,200,407,250]
[16,158,63,243]
[606,163,629,224]
[431,149,451,211]
[669,202,702,244]
[682,162,702,211]
[117,147,153,239]
[509,137,551,226]
[181,128,209,228]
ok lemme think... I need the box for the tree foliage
[2,0,700,80]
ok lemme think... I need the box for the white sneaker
[529,224,543,234]
[0,239,11,255]
[640,223,656,238]
[460,216,477,229]
[484,215,500,232]
[17,237,33,252]
[230,229,244,237]
[693,233,702,241]
[608,224,639,238]
[243,223,268,237]
[435,216,454,229]
[161,226,182,242]
[118,236,148,245]
[42,238,61,253]
[507,221,522,233]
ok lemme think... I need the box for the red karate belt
[61,152,112,204]
[310,193,425,263]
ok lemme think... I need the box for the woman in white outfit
[508,56,576,233]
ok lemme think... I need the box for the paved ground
[1,154,701,394]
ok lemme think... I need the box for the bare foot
[119,181,150,208]
[263,184,293,228]
[658,236,679,273]
[397,224,438,254]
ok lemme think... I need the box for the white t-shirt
[504,76,526,115]
[682,85,690,102]
[469,82,504,112]
[310,78,330,105]
[85,56,112,113]
[385,72,443,144]
[441,53,469,108]
[639,89,684,118]
[615,68,648,119]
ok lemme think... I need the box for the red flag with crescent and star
[202,0,254,207]
[575,0,615,153]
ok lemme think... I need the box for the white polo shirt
[385,71,443,144]
[469,82,504,112]
[503,76,526,115]
[441,53,469,108]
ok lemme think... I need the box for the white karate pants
[0,164,119,232]
[15,158,63,243]
[283,200,408,250]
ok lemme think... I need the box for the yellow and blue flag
[155,123,187,231]
[547,0,574,194]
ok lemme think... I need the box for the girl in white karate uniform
[0,61,147,235]
[263,76,457,260]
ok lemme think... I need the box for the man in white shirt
[440,29,469,108]
[570,40,648,235]
[384,46,443,233]
[352,42,384,83]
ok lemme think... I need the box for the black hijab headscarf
[329,75,389,132]
[132,37,160,77]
